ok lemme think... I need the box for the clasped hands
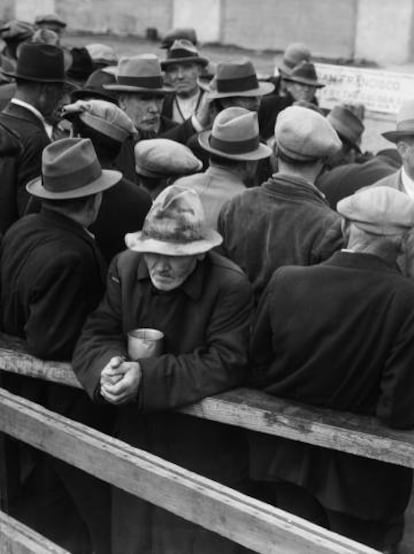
[100,356,141,405]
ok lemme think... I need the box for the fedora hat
[26,138,121,199]
[160,27,198,49]
[2,42,65,83]
[125,184,222,256]
[161,39,208,70]
[279,43,311,75]
[284,61,324,88]
[104,54,172,94]
[382,100,414,142]
[207,59,274,99]
[71,67,119,104]
[198,107,271,161]
[327,105,364,152]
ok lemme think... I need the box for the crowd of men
[0,12,414,554]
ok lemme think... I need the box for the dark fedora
[2,42,65,83]
[207,59,274,99]
[327,104,364,152]
[161,39,208,70]
[26,138,121,199]
[198,107,272,161]
[71,68,119,104]
[104,54,172,94]
[284,61,324,88]
[66,47,94,84]
[160,27,198,49]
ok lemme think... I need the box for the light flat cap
[62,99,136,142]
[135,138,202,178]
[337,186,414,235]
[275,105,342,161]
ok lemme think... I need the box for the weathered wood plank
[0,333,413,468]
[0,388,378,554]
[0,510,69,554]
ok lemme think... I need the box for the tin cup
[127,328,164,360]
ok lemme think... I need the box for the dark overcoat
[250,251,414,521]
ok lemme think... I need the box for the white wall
[15,0,55,23]
[172,0,221,43]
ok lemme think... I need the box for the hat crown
[161,27,197,49]
[167,39,200,59]
[86,43,117,64]
[116,54,164,88]
[41,138,102,193]
[337,186,414,235]
[289,61,318,82]
[283,43,311,69]
[13,42,65,82]
[75,99,136,141]
[327,104,364,145]
[276,105,341,161]
[212,106,259,142]
[142,185,207,244]
[0,20,33,41]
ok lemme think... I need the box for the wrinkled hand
[100,356,142,405]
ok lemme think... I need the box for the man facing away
[218,105,343,302]
[1,137,121,553]
[73,184,253,553]
[250,186,414,553]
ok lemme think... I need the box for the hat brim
[381,130,414,143]
[161,56,209,70]
[284,76,325,88]
[198,131,272,161]
[2,70,67,84]
[103,83,173,94]
[207,80,274,99]
[125,228,223,256]
[26,169,122,199]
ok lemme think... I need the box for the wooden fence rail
[0,387,377,554]
[0,333,413,468]
[0,510,69,554]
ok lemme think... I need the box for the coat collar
[323,250,400,274]
[136,253,207,300]
[39,207,98,246]
[264,173,328,204]
[4,101,49,134]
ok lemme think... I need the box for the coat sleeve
[311,213,344,264]
[138,272,254,413]
[25,252,102,361]
[72,256,127,400]
[376,295,414,429]
[17,131,50,216]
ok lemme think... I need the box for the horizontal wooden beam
[0,388,378,554]
[0,510,69,554]
[0,333,413,468]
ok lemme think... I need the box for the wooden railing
[0,332,396,553]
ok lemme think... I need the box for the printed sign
[314,63,414,115]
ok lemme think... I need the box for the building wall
[2,0,414,65]
[222,0,357,59]
[354,0,414,63]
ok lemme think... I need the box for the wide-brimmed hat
[160,27,198,49]
[275,105,341,161]
[279,43,311,75]
[382,100,414,143]
[135,138,202,177]
[207,59,274,99]
[104,54,172,94]
[199,107,272,161]
[284,61,324,88]
[2,42,65,83]
[62,100,136,143]
[126,184,222,256]
[70,67,119,104]
[26,138,121,199]
[34,13,67,29]
[161,39,208,70]
[337,186,414,235]
[327,105,364,152]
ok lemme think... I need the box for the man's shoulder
[207,251,250,282]
[371,169,400,189]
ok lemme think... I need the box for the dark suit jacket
[0,102,50,222]
[250,251,414,520]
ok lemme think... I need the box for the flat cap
[62,99,136,142]
[337,186,414,235]
[86,43,118,66]
[135,138,202,178]
[0,20,33,42]
[275,105,342,161]
[34,13,66,28]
